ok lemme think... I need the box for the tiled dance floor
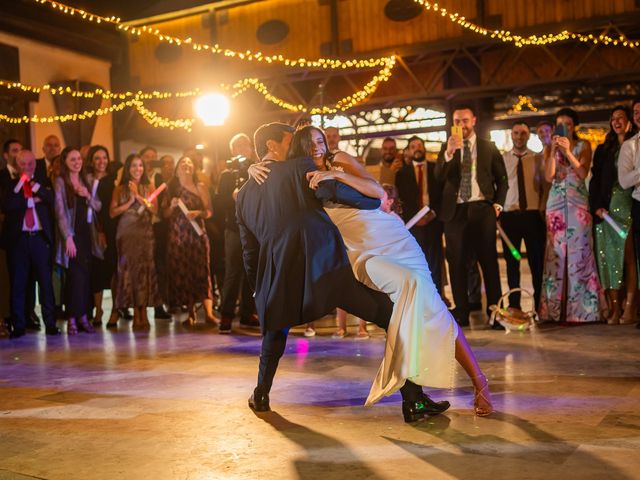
[1,314,639,480]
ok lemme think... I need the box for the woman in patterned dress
[109,153,160,330]
[163,156,216,326]
[539,108,602,323]
[589,106,638,324]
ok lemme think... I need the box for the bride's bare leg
[455,329,493,416]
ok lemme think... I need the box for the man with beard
[395,136,444,294]
[435,105,507,327]
[379,137,404,185]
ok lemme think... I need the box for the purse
[489,288,539,332]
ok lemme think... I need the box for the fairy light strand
[32,0,395,69]
[508,95,543,115]
[412,0,639,48]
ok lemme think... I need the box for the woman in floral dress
[539,108,601,323]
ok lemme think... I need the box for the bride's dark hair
[287,125,334,168]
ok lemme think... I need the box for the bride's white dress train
[324,205,458,406]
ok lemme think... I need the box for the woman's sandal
[472,374,494,417]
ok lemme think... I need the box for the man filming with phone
[435,105,508,328]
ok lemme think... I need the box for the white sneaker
[304,327,316,337]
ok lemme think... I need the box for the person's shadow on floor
[255,410,384,480]
[383,411,632,479]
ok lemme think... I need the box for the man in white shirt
[617,97,640,329]
[500,121,546,310]
[434,105,508,327]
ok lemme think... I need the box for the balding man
[35,134,61,184]
[1,150,60,338]
[324,127,341,153]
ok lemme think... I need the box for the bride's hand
[248,161,272,185]
[306,170,337,190]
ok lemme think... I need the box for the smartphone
[451,125,463,140]
[554,123,568,138]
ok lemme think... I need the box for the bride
[250,125,493,416]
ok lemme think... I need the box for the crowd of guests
[2,99,640,339]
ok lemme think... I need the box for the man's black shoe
[9,329,26,339]
[26,312,41,330]
[154,306,171,319]
[219,319,232,334]
[248,390,270,412]
[239,314,260,328]
[45,326,62,336]
[402,394,450,423]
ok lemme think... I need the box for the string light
[133,100,195,131]
[0,99,137,124]
[1,56,395,128]
[0,80,202,100]
[412,0,639,48]
[33,0,395,69]
[508,95,543,115]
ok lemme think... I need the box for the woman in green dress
[589,105,638,324]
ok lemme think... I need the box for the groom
[236,122,449,423]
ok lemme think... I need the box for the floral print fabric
[539,141,602,322]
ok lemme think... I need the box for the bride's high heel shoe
[472,374,493,417]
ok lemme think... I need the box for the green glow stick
[602,212,627,239]
[497,223,522,261]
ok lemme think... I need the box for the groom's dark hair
[254,122,295,158]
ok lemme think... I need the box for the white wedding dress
[324,203,459,406]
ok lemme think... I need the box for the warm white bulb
[194,93,230,126]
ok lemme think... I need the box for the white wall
[0,31,113,156]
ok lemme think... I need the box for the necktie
[416,163,424,208]
[23,180,35,229]
[460,139,472,202]
[515,153,528,210]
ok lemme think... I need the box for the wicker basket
[489,288,539,332]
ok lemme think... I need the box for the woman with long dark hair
[54,147,103,334]
[250,125,494,416]
[87,145,119,327]
[589,106,638,324]
[109,153,160,330]
[539,108,602,323]
[162,156,217,326]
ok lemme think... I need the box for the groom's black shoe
[402,394,450,423]
[248,389,270,412]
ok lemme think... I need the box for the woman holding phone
[539,108,602,323]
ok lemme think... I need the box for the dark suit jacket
[1,177,55,247]
[434,137,508,222]
[35,158,50,186]
[588,143,619,224]
[395,161,442,223]
[236,156,375,332]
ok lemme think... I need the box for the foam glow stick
[405,205,431,230]
[13,173,29,193]
[602,212,627,239]
[497,223,522,261]
[87,179,99,224]
[177,198,204,236]
[136,182,167,214]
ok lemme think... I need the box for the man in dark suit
[236,123,449,422]
[395,136,444,294]
[1,150,60,338]
[435,105,508,327]
[34,134,61,184]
